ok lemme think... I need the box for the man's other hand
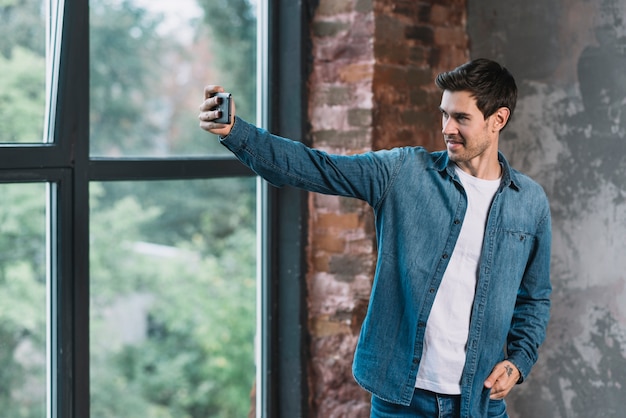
[484,360,520,399]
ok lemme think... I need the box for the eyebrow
[439,107,471,119]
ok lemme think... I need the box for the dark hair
[435,58,517,126]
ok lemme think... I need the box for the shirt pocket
[488,229,536,286]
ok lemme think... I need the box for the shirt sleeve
[219,117,404,207]
[506,197,552,382]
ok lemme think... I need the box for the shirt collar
[433,150,521,191]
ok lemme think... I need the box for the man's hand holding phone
[199,85,235,137]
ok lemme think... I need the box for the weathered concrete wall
[468,0,626,416]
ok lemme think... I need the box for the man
[198,58,551,417]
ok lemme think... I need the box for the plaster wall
[468,0,626,416]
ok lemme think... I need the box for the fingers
[198,110,230,136]
[198,85,235,137]
[198,118,228,131]
[199,88,225,112]
[204,84,224,100]
[484,361,520,400]
[198,109,225,123]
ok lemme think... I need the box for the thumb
[483,369,500,389]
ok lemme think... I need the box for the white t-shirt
[414,165,500,395]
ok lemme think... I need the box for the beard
[444,133,493,164]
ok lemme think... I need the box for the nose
[442,117,458,136]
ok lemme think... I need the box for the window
[0,0,48,144]
[0,183,47,416]
[89,179,256,417]
[1,0,265,416]
[89,0,257,157]
[88,1,258,416]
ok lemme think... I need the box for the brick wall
[372,0,468,151]
[307,0,468,415]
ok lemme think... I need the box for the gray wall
[468,0,626,417]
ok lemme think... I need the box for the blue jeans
[370,388,508,417]
[371,388,461,417]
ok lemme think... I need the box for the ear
[491,107,511,132]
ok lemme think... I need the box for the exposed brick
[436,46,470,71]
[334,41,373,62]
[374,14,406,42]
[311,85,353,107]
[427,51,442,70]
[313,20,351,38]
[373,64,409,86]
[316,212,361,229]
[405,25,434,43]
[310,106,349,131]
[434,26,468,47]
[312,129,371,149]
[329,253,372,279]
[310,315,352,337]
[392,0,420,17]
[409,87,430,106]
[348,108,372,127]
[400,108,436,127]
[313,194,342,211]
[417,4,432,22]
[306,1,468,416]
[312,252,331,272]
[372,83,408,105]
[408,44,429,64]
[339,195,367,213]
[338,62,375,83]
[333,309,355,322]
[317,0,354,16]
[315,39,369,62]
[355,0,373,13]
[430,4,452,25]
[374,41,410,65]
[407,66,435,86]
[314,230,346,253]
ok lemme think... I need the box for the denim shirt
[221,117,552,417]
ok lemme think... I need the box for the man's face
[439,90,499,168]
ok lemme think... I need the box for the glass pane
[0,183,47,417]
[90,178,257,417]
[89,0,257,157]
[0,1,47,143]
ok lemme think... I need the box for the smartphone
[214,92,232,124]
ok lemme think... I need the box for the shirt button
[429,288,435,293]
[442,253,449,259]
[418,321,426,327]
[454,219,461,225]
